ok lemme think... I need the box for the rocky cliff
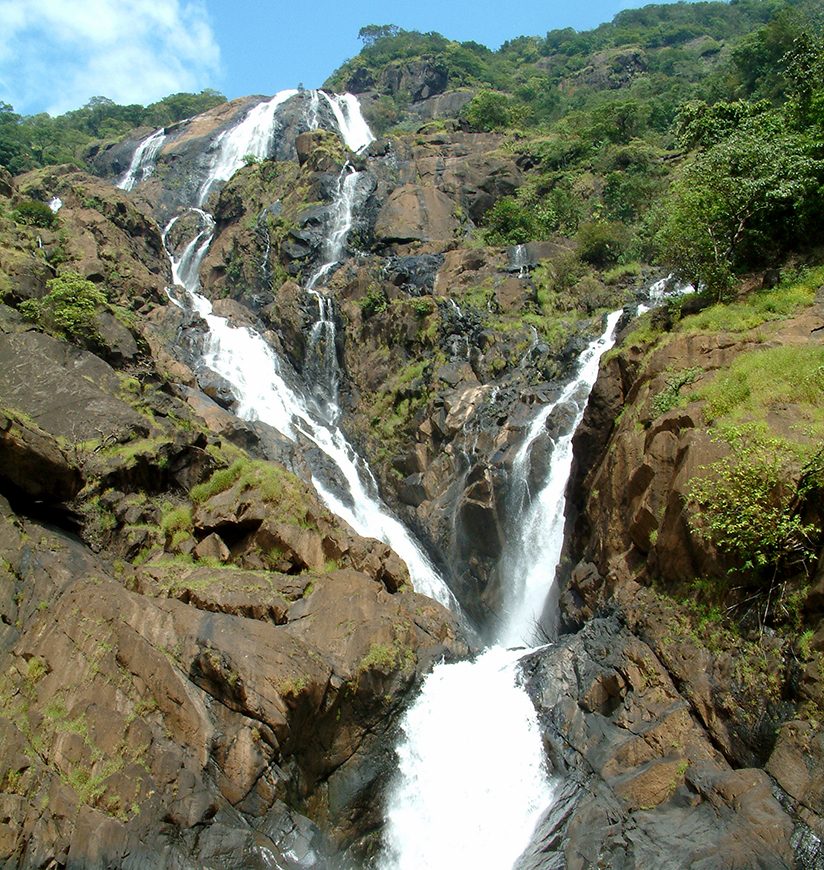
[517,280,824,866]
[0,76,822,869]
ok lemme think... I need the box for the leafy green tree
[0,103,27,173]
[656,117,822,297]
[358,24,402,46]
[12,200,57,229]
[461,90,522,131]
[143,90,226,127]
[674,99,771,150]
[783,32,824,130]
[575,221,629,267]
[481,198,535,245]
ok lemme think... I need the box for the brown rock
[194,533,230,563]
[374,183,459,244]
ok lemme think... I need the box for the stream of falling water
[156,91,456,611]
[381,311,622,870]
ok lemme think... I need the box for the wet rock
[397,473,427,507]
[197,366,237,409]
[0,330,149,443]
[383,254,444,295]
[518,617,796,869]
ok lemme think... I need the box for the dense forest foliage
[326,0,823,294]
[0,90,226,175]
[1,0,822,295]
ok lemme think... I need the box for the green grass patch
[697,345,824,432]
[190,459,315,527]
[159,503,193,535]
[680,266,823,335]
[190,460,247,503]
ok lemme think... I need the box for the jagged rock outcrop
[548,291,824,860]
[517,617,801,869]
[0,496,466,867]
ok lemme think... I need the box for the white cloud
[0,0,222,115]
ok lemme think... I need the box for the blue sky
[0,0,687,116]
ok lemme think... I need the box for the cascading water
[497,309,623,648]
[304,165,364,416]
[318,91,375,153]
[127,87,627,866]
[117,127,166,191]
[382,311,622,870]
[198,89,299,206]
[153,92,459,612]
[637,273,695,315]
[511,243,530,278]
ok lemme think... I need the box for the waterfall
[303,165,364,415]
[511,244,530,278]
[497,310,623,647]
[305,89,321,130]
[384,647,554,870]
[307,165,362,290]
[637,273,695,315]
[160,93,458,612]
[382,311,622,870]
[198,89,299,206]
[117,127,166,191]
[319,91,375,153]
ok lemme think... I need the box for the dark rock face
[561,47,649,92]
[0,330,150,443]
[517,617,797,869]
[383,254,444,295]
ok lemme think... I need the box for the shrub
[461,90,520,132]
[12,199,57,229]
[360,286,388,318]
[652,367,702,416]
[687,426,823,575]
[19,272,108,343]
[575,221,628,268]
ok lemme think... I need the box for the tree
[0,103,27,173]
[674,99,771,150]
[357,24,402,46]
[461,90,521,132]
[656,117,822,297]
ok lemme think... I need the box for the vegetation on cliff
[0,0,822,863]
[0,89,226,174]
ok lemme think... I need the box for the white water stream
[382,312,622,870]
[198,90,299,205]
[117,127,166,191]
[497,309,623,648]
[156,91,456,611]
